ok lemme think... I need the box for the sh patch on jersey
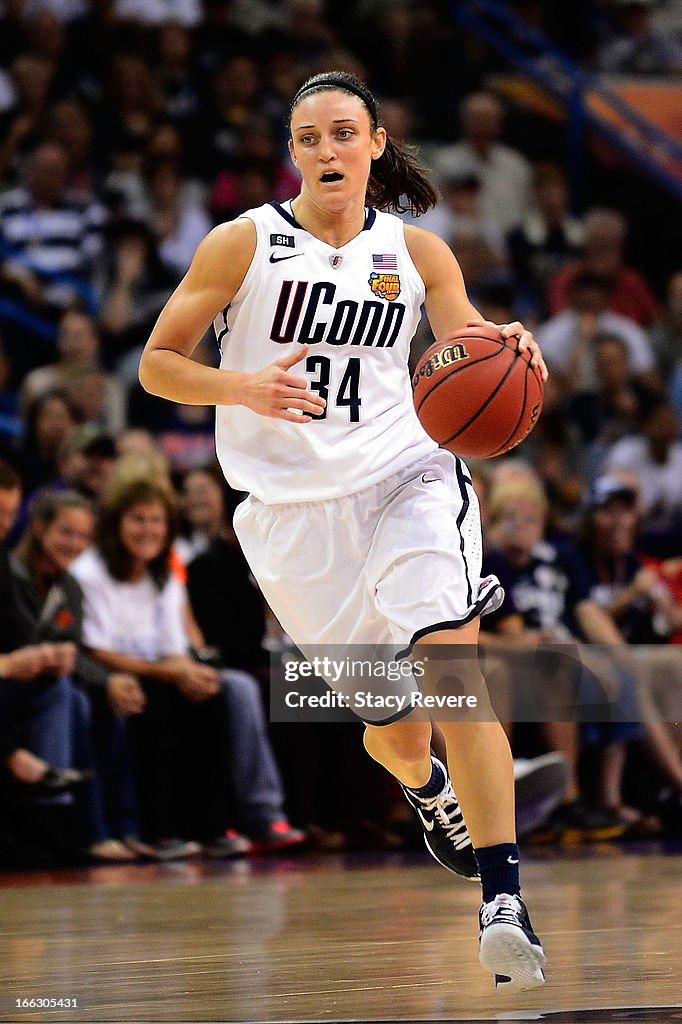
[270,233,295,248]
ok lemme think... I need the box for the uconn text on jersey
[270,280,407,347]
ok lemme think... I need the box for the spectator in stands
[0,55,54,184]
[155,23,202,127]
[404,172,507,303]
[16,389,78,494]
[179,464,266,674]
[141,156,211,282]
[506,162,585,318]
[209,120,300,221]
[70,477,304,855]
[284,0,337,66]
[21,309,126,434]
[434,92,532,235]
[0,461,93,864]
[10,488,152,861]
[636,640,682,835]
[115,428,162,458]
[99,219,175,378]
[575,475,679,832]
[210,161,276,223]
[113,0,204,28]
[98,54,161,169]
[0,141,106,316]
[596,0,682,76]
[547,208,660,327]
[578,476,666,641]
[0,336,19,447]
[56,424,117,505]
[45,100,98,204]
[649,270,682,422]
[176,462,241,566]
[200,55,263,180]
[511,373,586,536]
[569,333,652,455]
[536,271,658,395]
[605,397,682,535]
[0,2,28,69]
[483,476,632,841]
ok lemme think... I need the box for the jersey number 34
[306,355,361,422]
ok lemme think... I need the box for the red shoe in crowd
[248,820,306,854]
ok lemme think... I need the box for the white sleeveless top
[214,201,436,504]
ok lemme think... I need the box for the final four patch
[369,253,400,301]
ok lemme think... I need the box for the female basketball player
[139,71,549,991]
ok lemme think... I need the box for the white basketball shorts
[233,448,503,723]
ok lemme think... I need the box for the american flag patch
[372,254,398,272]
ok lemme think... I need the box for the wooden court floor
[0,845,680,1024]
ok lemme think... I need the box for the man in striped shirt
[0,141,105,315]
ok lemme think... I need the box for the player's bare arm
[405,224,548,381]
[138,219,325,422]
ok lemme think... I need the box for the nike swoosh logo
[421,474,439,484]
[416,808,435,832]
[507,856,519,864]
[269,252,304,263]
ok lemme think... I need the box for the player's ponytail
[289,71,439,217]
[367,134,439,216]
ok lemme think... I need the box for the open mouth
[320,171,344,183]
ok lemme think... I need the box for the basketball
[412,324,544,459]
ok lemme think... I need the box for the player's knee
[363,717,431,765]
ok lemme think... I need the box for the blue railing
[451,0,682,206]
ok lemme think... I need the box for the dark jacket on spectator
[0,541,33,758]
[9,559,109,691]
[187,537,266,671]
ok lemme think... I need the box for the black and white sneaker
[400,756,479,881]
[479,893,547,991]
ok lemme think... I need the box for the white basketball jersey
[214,201,436,504]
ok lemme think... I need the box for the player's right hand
[241,344,326,422]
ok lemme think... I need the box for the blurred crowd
[1,0,682,866]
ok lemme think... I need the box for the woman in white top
[139,70,549,990]
[71,476,303,855]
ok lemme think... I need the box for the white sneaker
[479,893,547,991]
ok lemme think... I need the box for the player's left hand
[466,319,548,383]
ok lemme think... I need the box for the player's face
[288,91,386,211]
[119,501,168,567]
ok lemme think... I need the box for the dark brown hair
[16,489,92,582]
[289,71,439,216]
[0,459,21,493]
[97,479,177,589]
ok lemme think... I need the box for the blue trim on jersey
[361,700,418,727]
[269,201,299,229]
[216,304,230,347]
[454,458,474,606]
[363,208,377,230]
[269,201,377,232]
[394,595,492,661]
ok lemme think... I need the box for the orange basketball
[412,325,544,459]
